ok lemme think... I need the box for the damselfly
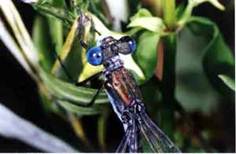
[84,36,181,152]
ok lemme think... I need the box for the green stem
[162,0,176,30]
[177,1,194,28]
[160,34,176,139]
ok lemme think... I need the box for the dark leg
[60,81,105,107]
[84,81,105,107]
[75,72,103,86]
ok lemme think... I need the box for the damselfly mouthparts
[86,36,181,153]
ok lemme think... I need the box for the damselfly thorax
[103,60,143,106]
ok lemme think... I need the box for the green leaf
[130,8,152,20]
[175,2,186,20]
[134,31,160,83]
[47,17,63,53]
[50,18,81,79]
[188,17,234,82]
[178,0,225,27]
[175,17,234,113]
[57,100,102,116]
[189,0,225,10]
[128,17,165,33]
[218,75,235,91]
[33,16,54,71]
[46,0,64,53]
[128,8,165,33]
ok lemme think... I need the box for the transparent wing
[115,127,131,153]
[138,112,181,153]
[116,117,139,153]
[129,118,139,152]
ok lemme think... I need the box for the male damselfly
[85,36,181,152]
[53,13,180,152]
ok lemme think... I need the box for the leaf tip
[218,74,235,91]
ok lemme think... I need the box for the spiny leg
[83,81,105,107]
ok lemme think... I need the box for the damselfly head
[101,36,117,48]
[86,36,136,66]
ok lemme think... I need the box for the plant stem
[162,0,176,30]
[160,34,176,139]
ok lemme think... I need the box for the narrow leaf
[218,75,235,91]
[33,16,54,71]
[0,0,39,66]
[51,18,78,74]
[190,0,225,10]
[0,19,34,77]
[0,103,77,152]
[57,100,101,115]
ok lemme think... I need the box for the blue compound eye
[119,36,136,54]
[86,47,103,66]
[128,38,136,53]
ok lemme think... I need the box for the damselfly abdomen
[86,36,180,152]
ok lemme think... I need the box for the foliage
[0,0,234,152]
